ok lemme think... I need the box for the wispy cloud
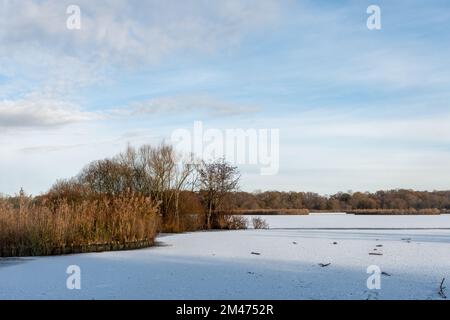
[0,93,258,131]
[0,97,96,129]
[19,143,87,154]
[109,95,260,118]
[0,0,282,65]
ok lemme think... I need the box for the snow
[1,214,449,300]
[249,214,450,229]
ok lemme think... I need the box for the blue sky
[1,0,450,195]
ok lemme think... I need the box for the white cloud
[0,0,280,129]
[0,93,258,130]
[110,95,260,118]
[0,98,95,129]
[0,0,282,65]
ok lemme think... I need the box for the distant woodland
[225,189,450,213]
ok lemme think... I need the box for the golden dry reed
[0,194,159,257]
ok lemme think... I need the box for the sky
[1,0,450,196]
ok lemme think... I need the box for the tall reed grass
[348,208,441,215]
[0,194,159,257]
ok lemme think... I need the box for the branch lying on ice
[439,278,447,299]
[318,263,331,268]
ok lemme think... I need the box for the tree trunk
[174,191,180,230]
[206,201,212,229]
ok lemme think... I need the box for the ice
[1,214,449,300]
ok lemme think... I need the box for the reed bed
[348,208,441,215]
[0,195,159,257]
[231,209,310,215]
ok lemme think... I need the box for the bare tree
[138,143,197,226]
[198,158,240,229]
[171,159,197,227]
[78,159,134,196]
[116,144,149,193]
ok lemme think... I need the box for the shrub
[252,217,269,229]
[217,215,248,230]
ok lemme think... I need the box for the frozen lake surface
[1,214,449,300]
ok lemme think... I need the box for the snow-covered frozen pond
[1,214,449,300]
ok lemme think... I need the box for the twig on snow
[439,278,447,299]
[318,263,331,268]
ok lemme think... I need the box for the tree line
[43,143,242,232]
[225,190,450,212]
